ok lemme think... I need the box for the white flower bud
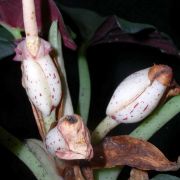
[106,65,172,123]
[21,55,61,117]
[15,39,62,117]
[45,114,93,160]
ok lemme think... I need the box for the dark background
[0,0,180,179]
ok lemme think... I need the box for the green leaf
[26,139,63,180]
[0,126,60,180]
[91,15,179,56]
[0,26,16,60]
[0,41,14,60]
[1,23,21,39]
[117,17,155,33]
[0,24,21,60]
[151,174,180,180]
[58,4,106,41]
[0,26,14,41]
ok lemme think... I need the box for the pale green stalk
[95,95,180,180]
[130,96,180,139]
[91,116,119,144]
[78,44,91,123]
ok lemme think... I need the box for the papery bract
[45,114,93,160]
[90,135,180,171]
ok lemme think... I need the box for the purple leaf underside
[91,16,179,56]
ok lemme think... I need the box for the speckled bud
[106,65,172,123]
[45,114,93,160]
[15,39,61,117]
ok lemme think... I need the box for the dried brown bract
[90,135,180,171]
[45,114,93,160]
[129,168,149,180]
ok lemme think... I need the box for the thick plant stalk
[130,95,180,139]
[22,0,39,56]
[91,116,119,144]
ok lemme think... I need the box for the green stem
[95,95,180,180]
[91,116,119,144]
[0,126,54,180]
[130,95,180,140]
[77,44,91,123]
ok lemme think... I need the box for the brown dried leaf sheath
[63,165,88,180]
[31,103,46,139]
[63,166,76,180]
[80,164,94,180]
[90,135,180,171]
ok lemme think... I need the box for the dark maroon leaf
[0,0,76,50]
[91,15,179,56]
[58,4,106,41]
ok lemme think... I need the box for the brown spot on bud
[66,115,78,124]
[148,64,172,86]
